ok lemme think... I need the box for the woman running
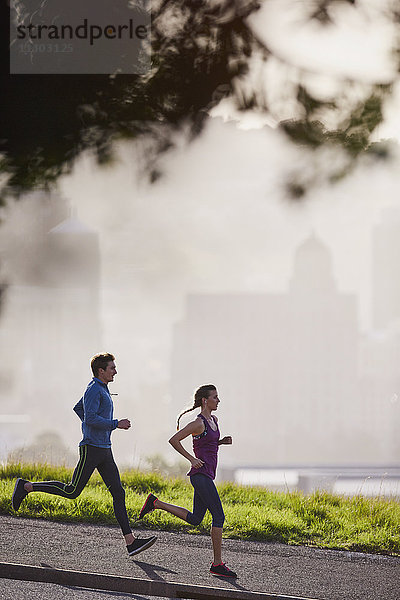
[139,384,237,578]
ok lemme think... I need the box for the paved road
[0,516,399,600]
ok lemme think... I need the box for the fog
[1,1,399,479]
[1,117,400,472]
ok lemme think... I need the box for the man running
[12,352,157,557]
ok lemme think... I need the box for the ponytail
[176,406,196,431]
[176,384,216,430]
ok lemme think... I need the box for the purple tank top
[187,414,220,480]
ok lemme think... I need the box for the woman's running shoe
[210,562,237,578]
[139,493,157,519]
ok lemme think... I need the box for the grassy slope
[1,463,399,556]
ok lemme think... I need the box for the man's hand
[219,436,232,445]
[117,419,131,430]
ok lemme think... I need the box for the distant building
[0,195,101,459]
[171,234,361,466]
[356,207,400,462]
[359,328,400,462]
[372,208,400,330]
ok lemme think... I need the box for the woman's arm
[219,436,232,445]
[169,418,204,468]
[213,417,232,445]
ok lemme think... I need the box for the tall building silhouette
[171,234,360,465]
[372,208,400,329]
[360,207,400,461]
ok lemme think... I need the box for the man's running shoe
[12,478,29,511]
[210,562,237,578]
[127,536,157,556]
[139,493,157,519]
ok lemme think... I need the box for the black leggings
[186,473,225,528]
[31,444,131,535]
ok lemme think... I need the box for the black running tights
[31,444,131,535]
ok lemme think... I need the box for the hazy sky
[59,116,400,335]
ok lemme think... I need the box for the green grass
[1,463,399,556]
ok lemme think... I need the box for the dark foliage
[1,0,399,198]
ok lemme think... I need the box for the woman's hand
[190,457,205,469]
[219,436,232,445]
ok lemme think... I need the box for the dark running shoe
[139,493,157,519]
[12,478,29,511]
[127,536,157,557]
[210,563,237,578]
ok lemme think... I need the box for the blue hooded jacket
[73,378,118,448]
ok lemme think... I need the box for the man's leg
[97,449,157,556]
[96,449,132,540]
[12,445,97,510]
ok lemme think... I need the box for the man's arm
[84,386,118,430]
[73,398,84,421]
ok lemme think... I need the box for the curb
[0,561,319,600]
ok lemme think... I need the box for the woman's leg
[153,498,190,521]
[189,474,225,565]
[149,479,208,524]
[210,526,223,565]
